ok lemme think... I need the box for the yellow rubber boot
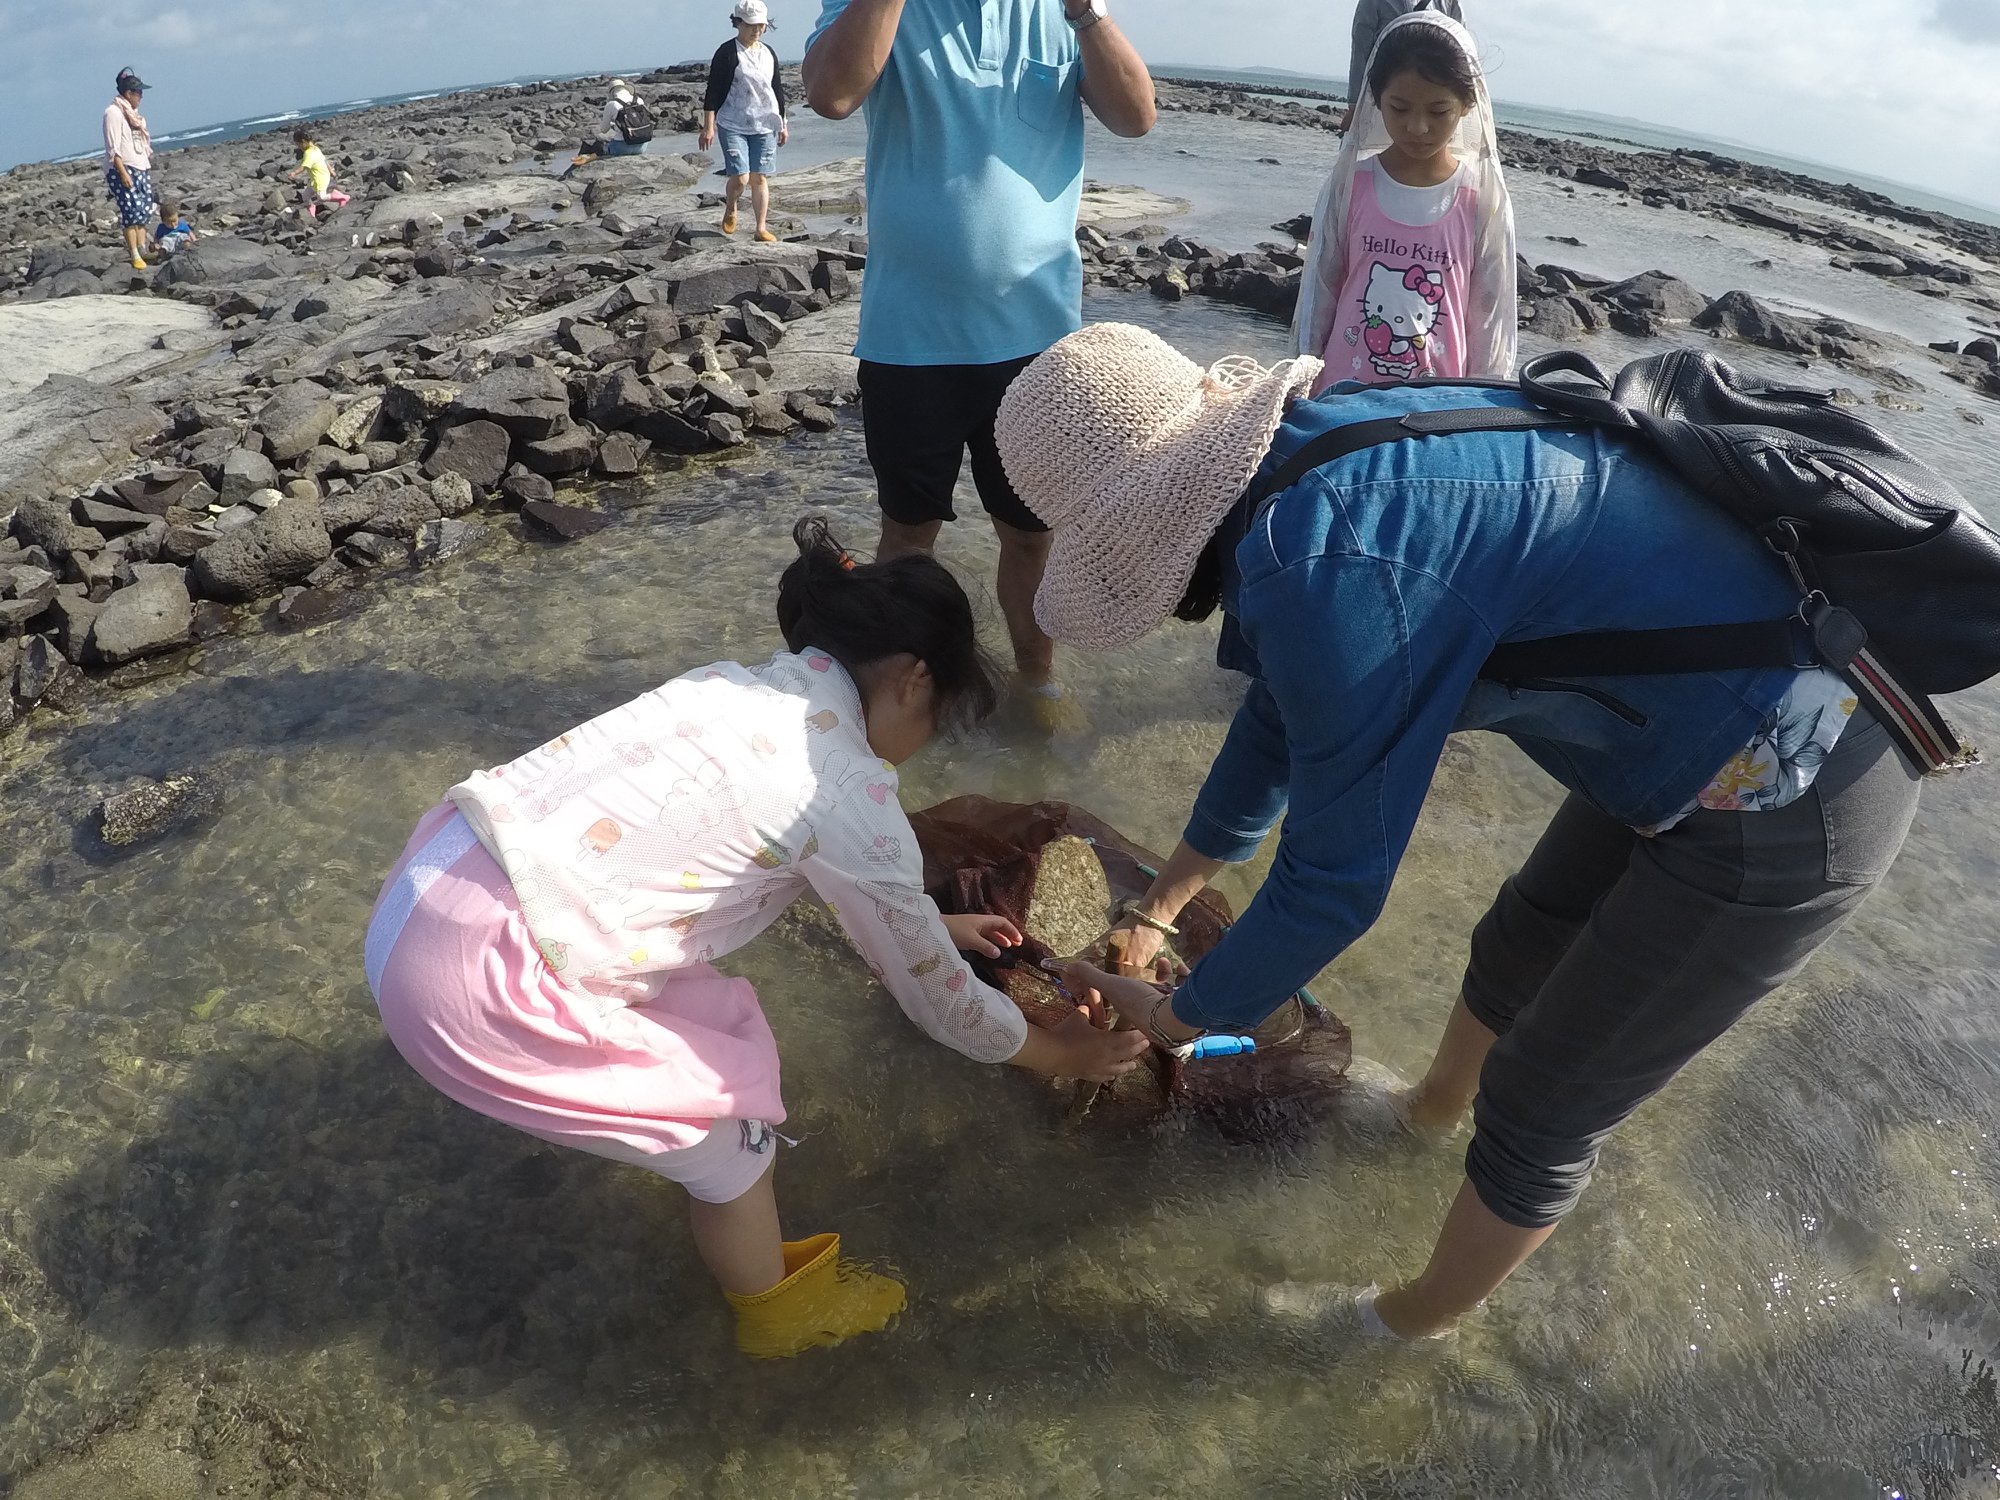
[724,1233,906,1358]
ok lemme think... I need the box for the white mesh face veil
[1293,11,1518,379]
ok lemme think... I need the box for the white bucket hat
[996,323,1321,651]
[732,0,773,25]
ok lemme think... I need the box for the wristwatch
[1065,0,1107,30]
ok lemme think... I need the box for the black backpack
[1249,348,1999,773]
[615,101,656,146]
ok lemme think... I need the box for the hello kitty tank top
[1317,158,1479,389]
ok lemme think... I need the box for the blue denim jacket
[1173,382,1803,1032]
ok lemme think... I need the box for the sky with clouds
[2,0,1994,209]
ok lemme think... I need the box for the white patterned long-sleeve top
[444,650,1028,1064]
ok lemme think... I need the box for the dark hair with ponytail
[776,515,1001,730]
[1368,21,1480,108]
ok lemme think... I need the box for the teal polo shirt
[807,0,1084,366]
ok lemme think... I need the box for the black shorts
[857,357,1047,534]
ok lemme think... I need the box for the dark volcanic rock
[15,634,81,707]
[452,367,570,440]
[414,518,488,565]
[152,236,283,288]
[519,425,599,476]
[594,432,647,476]
[425,420,513,489]
[1692,290,1869,360]
[522,500,612,540]
[15,497,105,558]
[414,244,462,278]
[218,448,282,508]
[586,369,658,430]
[191,496,333,601]
[276,586,345,628]
[361,488,444,539]
[254,382,340,464]
[88,564,192,664]
[500,470,557,506]
[1594,270,1711,323]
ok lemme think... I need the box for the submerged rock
[98,773,222,846]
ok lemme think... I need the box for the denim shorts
[718,128,776,178]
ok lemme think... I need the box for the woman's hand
[1105,918,1167,977]
[778,124,790,147]
[1060,962,1201,1044]
[940,911,1022,959]
[1043,1007,1149,1082]
[698,125,716,151]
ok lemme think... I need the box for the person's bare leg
[877,515,942,562]
[992,519,1055,686]
[751,175,771,235]
[125,225,147,264]
[1401,994,1499,1131]
[1371,1179,1556,1337]
[723,173,746,231]
[686,1156,786,1296]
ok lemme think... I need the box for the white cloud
[2,0,1994,210]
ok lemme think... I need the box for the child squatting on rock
[1294,10,1517,389]
[287,124,352,219]
[152,199,195,256]
[363,517,1147,1358]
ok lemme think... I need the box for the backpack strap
[1242,405,1578,521]
[1241,402,1978,775]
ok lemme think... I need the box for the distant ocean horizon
[23,61,2000,230]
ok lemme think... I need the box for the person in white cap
[994,322,1921,1345]
[801,0,1157,728]
[575,80,655,165]
[702,0,791,241]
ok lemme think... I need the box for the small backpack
[1249,348,2000,774]
[615,101,656,146]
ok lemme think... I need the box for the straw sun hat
[996,323,1321,651]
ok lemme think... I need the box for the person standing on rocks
[103,67,156,270]
[1339,0,1462,134]
[702,0,791,242]
[1297,11,1516,388]
[802,0,1157,725]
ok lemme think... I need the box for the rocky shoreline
[2,65,1998,839]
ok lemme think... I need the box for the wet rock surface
[0,64,872,744]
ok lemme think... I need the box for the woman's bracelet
[1143,988,1204,1051]
[1122,901,1179,938]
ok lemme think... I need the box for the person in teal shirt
[803,0,1156,719]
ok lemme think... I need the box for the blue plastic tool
[1180,1035,1256,1061]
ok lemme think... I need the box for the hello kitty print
[442,651,1028,1064]
[1322,160,1478,386]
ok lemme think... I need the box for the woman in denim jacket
[993,323,1924,1342]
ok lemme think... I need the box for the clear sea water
[3,74,2000,1500]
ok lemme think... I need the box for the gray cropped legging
[1460,708,1921,1229]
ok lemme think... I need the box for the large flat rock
[362,176,578,229]
[0,296,218,405]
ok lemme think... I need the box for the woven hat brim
[1032,362,1318,651]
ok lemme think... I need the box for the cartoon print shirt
[1316,157,1480,391]
[446,650,1029,1065]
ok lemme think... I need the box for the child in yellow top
[287,124,351,218]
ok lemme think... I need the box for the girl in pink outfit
[1294,11,1516,392]
[365,518,1145,1359]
